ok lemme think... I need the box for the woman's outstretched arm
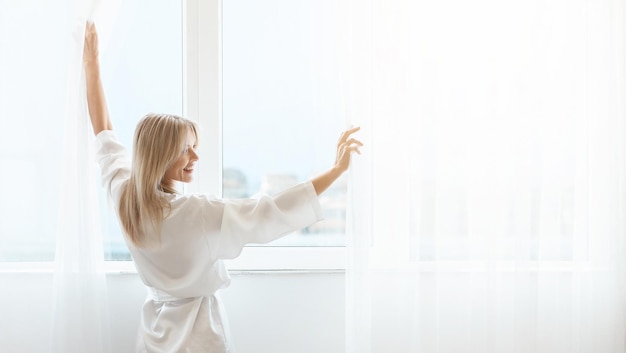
[310,126,362,195]
[83,22,112,135]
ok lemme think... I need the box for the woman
[83,22,362,352]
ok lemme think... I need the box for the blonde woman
[83,22,362,353]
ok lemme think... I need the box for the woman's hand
[334,126,363,173]
[83,22,99,65]
[311,127,362,195]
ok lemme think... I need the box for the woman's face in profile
[163,128,198,184]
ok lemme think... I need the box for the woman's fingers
[337,126,361,145]
[336,137,363,168]
[338,138,363,157]
[342,137,363,148]
[342,145,361,156]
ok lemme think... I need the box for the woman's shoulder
[95,129,126,156]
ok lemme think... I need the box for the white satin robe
[95,130,323,352]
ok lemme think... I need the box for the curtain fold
[344,0,626,352]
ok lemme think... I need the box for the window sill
[0,246,347,274]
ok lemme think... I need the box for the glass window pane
[0,1,182,262]
[0,1,70,261]
[222,0,346,246]
[101,0,183,260]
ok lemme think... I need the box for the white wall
[0,272,344,353]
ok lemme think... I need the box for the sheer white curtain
[51,1,118,352]
[0,0,117,351]
[342,1,626,352]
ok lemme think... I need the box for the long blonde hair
[119,113,199,247]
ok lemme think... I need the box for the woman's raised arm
[83,22,112,135]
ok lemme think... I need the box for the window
[185,0,346,269]
[1,0,345,269]
[222,0,347,247]
[0,0,182,263]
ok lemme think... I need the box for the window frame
[0,0,346,272]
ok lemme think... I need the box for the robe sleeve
[94,130,131,203]
[203,181,324,260]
